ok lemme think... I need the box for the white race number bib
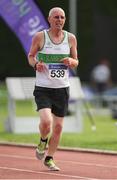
[48,64,67,79]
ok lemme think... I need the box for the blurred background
[0,0,117,151]
[1,0,117,82]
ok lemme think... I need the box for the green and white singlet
[35,30,70,88]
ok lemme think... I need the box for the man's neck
[48,28,64,44]
[49,28,63,36]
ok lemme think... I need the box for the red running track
[0,144,117,179]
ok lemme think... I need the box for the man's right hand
[36,61,46,72]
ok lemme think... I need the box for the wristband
[34,62,38,71]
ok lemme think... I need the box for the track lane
[0,144,117,179]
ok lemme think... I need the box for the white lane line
[0,153,117,169]
[0,166,99,180]
[59,160,117,169]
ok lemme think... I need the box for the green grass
[16,100,37,116]
[61,116,117,151]
[0,82,117,151]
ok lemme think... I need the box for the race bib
[48,64,67,79]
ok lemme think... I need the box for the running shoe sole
[44,160,60,171]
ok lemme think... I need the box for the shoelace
[46,159,56,167]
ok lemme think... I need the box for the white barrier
[5,77,84,133]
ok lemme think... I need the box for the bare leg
[39,108,52,139]
[47,114,64,157]
[36,108,53,160]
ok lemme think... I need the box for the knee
[39,120,51,134]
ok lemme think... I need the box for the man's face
[48,10,66,30]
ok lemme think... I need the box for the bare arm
[28,31,45,71]
[28,32,40,67]
[61,33,79,68]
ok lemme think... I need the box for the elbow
[28,58,32,67]
[28,54,31,64]
[28,53,34,67]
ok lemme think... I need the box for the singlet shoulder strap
[63,30,70,47]
[63,30,68,41]
[43,29,51,43]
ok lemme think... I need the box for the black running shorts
[33,86,69,117]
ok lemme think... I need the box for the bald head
[48,7,65,17]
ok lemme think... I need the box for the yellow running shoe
[36,139,47,160]
[44,158,60,171]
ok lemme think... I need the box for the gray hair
[48,7,65,17]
